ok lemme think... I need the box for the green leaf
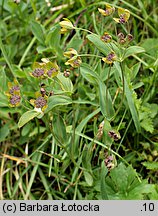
[131,62,141,80]
[12,65,26,78]
[86,33,120,56]
[0,92,8,107]
[86,34,111,55]
[52,114,67,144]
[0,124,10,142]
[82,146,92,171]
[80,63,114,119]
[98,80,114,119]
[141,38,158,58]
[57,73,73,93]
[104,163,153,199]
[133,82,144,90]
[18,110,41,128]
[114,62,141,133]
[75,108,100,134]
[36,46,52,54]
[45,95,72,113]
[46,25,63,57]
[67,36,83,51]
[80,63,99,85]
[21,123,32,136]
[83,171,93,186]
[142,162,158,170]
[140,117,154,133]
[0,66,7,91]
[122,46,145,60]
[46,25,60,48]
[74,108,101,156]
[29,126,46,137]
[124,84,141,133]
[31,21,45,44]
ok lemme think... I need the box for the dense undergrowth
[0,0,158,200]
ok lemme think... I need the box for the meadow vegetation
[0,0,158,200]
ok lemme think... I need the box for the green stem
[117,109,127,131]
[106,65,112,117]
[116,118,132,152]
[111,62,125,122]
[79,54,103,58]
[18,37,36,68]
[75,27,94,34]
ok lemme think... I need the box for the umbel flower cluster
[6,60,60,110]
[31,61,59,78]
[30,60,60,112]
[59,4,132,66]
[98,4,131,64]
[6,79,21,107]
[7,3,132,116]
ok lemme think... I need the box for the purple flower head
[34,96,47,108]
[107,53,115,61]
[9,85,20,95]
[10,95,21,106]
[47,68,57,77]
[32,68,44,77]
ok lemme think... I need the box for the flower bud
[59,19,74,30]
[127,34,133,42]
[101,32,112,43]
[98,4,115,16]
[102,52,116,64]
[63,69,71,77]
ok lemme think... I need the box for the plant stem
[79,54,103,58]
[110,62,125,122]
[106,65,112,117]
[18,37,36,68]
[75,27,94,34]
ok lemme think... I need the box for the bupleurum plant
[5,3,147,175]
[1,1,158,200]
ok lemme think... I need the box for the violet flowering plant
[56,4,145,154]
[10,3,144,139]
[1,0,156,201]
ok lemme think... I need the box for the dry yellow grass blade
[2,154,26,165]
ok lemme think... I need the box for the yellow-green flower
[102,52,116,64]
[64,48,82,68]
[32,62,46,78]
[31,61,59,78]
[98,4,115,16]
[9,95,21,107]
[113,8,130,24]
[5,79,21,107]
[44,61,60,78]
[30,92,48,112]
[101,32,112,43]
[65,56,82,68]
[59,18,74,34]
[63,48,78,58]
[7,79,20,96]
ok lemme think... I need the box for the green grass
[0,0,158,200]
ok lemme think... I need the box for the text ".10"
[143,203,154,212]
